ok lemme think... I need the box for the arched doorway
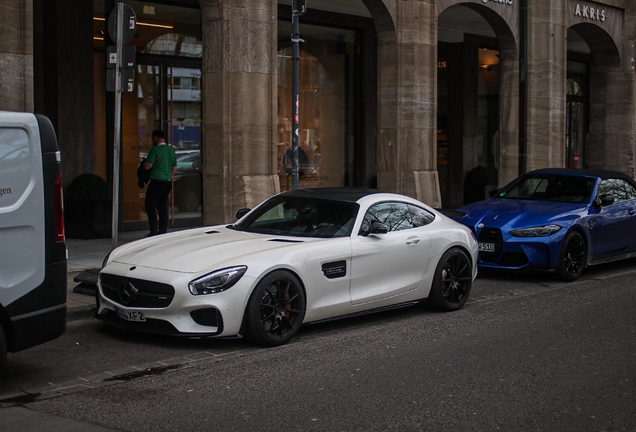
[92,0,203,231]
[567,22,621,172]
[437,3,517,208]
[276,47,345,191]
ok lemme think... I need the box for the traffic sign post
[108,3,136,249]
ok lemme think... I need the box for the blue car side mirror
[598,194,615,206]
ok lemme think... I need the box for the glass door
[121,60,202,229]
[566,78,587,169]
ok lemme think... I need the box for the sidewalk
[66,231,146,314]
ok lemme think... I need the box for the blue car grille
[478,228,503,262]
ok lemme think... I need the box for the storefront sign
[481,0,513,4]
[574,3,606,22]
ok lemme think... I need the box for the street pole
[112,2,124,249]
[291,0,306,190]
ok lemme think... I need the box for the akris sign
[481,0,514,4]
[574,3,606,22]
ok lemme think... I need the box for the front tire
[245,271,306,346]
[427,248,473,311]
[557,231,586,281]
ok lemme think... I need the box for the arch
[143,34,202,57]
[438,2,518,55]
[569,23,620,68]
[360,0,397,43]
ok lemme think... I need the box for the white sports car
[97,188,478,346]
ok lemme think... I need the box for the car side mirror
[598,194,615,206]
[369,220,389,235]
[236,208,250,220]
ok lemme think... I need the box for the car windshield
[496,173,596,203]
[234,195,359,238]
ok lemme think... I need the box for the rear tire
[427,248,473,311]
[557,231,586,282]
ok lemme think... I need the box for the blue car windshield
[496,174,596,203]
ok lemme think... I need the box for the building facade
[1,0,634,231]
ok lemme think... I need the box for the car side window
[409,204,435,227]
[598,179,636,204]
[360,202,413,234]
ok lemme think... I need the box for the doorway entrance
[121,57,203,229]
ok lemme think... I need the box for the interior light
[92,16,173,29]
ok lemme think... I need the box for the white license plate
[479,242,495,252]
[115,307,146,322]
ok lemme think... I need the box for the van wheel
[0,325,7,371]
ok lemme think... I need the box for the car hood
[108,226,313,273]
[457,199,588,229]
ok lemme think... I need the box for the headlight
[510,224,562,237]
[189,266,247,295]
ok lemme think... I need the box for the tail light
[54,173,65,242]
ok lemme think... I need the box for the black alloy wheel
[427,247,473,311]
[557,231,586,281]
[245,270,306,346]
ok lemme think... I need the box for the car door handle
[629,208,635,216]
[406,237,420,245]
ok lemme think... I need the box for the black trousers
[145,180,172,235]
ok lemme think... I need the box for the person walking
[144,129,177,236]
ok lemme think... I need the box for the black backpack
[137,158,151,188]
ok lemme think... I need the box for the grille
[478,228,503,263]
[498,252,529,267]
[100,273,175,308]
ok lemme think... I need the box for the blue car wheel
[557,231,586,281]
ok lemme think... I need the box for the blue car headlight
[509,224,562,237]
[189,266,247,295]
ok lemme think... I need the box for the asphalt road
[2,261,636,431]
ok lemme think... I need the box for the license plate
[479,242,495,252]
[115,307,146,322]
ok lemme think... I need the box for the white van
[0,111,67,369]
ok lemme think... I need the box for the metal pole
[111,2,124,249]
[291,1,301,190]
[519,0,528,176]
[291,0,306,190]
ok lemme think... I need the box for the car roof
[280,187,385,203]
[528,168,636,184]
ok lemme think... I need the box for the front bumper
[474,226,564,270]
[96,262,254,337]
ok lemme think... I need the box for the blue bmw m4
[456,168,636,281]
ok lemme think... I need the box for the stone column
[526,0,567,170]
[201,0,279,225]
[377,0,441,207]
[604,2,636,177]
[0,0,33,112]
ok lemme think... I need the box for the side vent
[205,230,220,234]
[322,260,347,279]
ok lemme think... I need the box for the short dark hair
[152,129,165,139]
